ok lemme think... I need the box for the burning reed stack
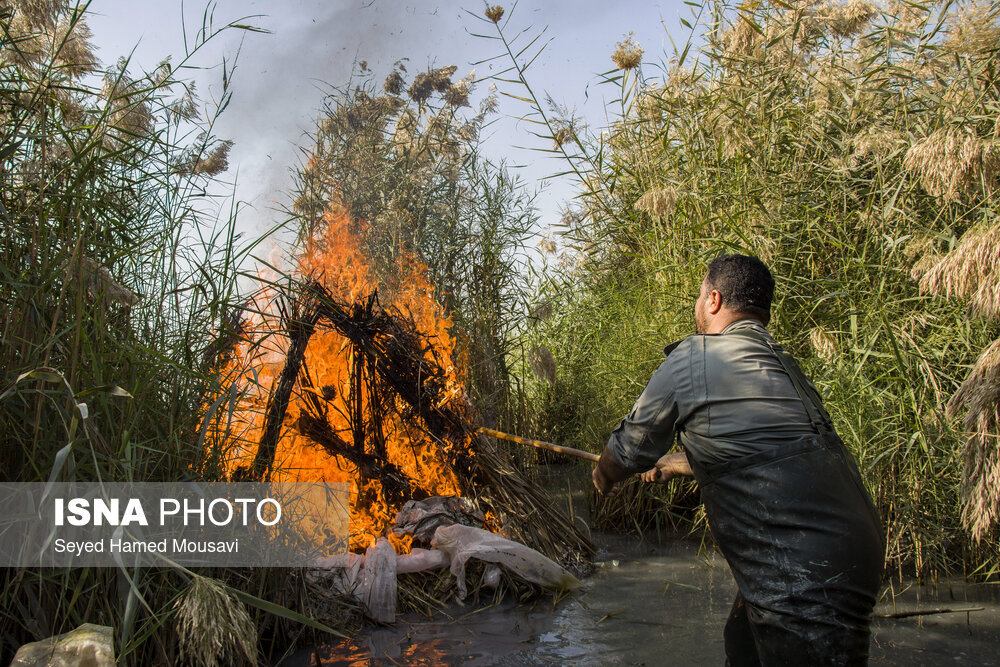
[206,278,592,622]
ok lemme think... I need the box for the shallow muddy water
[281,533,1000,666]
[282,463,1000,665]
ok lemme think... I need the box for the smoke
[87,0,678,239]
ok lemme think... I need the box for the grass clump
[175,576,257,667]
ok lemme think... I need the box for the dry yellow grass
[904,129,1000,203]
[948,339,1000,542]
[809,326,839,361]
[175,577,257,667]
[528,346,557,385]
[819,0,878,37]
[634,186,679,222]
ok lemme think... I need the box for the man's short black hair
[705,255,774,324]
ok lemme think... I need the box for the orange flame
[203,208,472,553]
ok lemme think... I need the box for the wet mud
[282,533,1000,666]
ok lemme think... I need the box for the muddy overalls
[688,329,885,666]
[606,321,885,664]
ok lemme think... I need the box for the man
[592,255,884,666]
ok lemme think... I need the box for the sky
[86,1,693,244]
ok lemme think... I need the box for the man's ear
[707,289,723,314]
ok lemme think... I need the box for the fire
[202,207,473,553]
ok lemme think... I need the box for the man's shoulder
[669,325,773,361]
[662,335,702,361]
[663,333,725,358]
[662,338,689,358]
[660,321,774,365]
[658,335,713,372]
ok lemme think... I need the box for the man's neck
[705,312,764,334]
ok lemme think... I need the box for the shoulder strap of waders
[727,329,833,435]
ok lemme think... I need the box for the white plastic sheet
[396,547,449,574]
[357,537,397,623]
[310,552,364,596]
[482,564,502,589]
[431,524,582,600]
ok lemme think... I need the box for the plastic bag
[311,552,362,570]
[392,496,484,543]
[357,537,396,623]
[431,524,581,600]
[11,623,114,666]
[309,552,364,596]
[396,547,449,574]
[482,564,502,589]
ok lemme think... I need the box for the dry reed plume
[809,326,839,361]
[634,186,679,221]
[819,0,877,37]
[904,129,1000,203]
[919,222,1000,319]
[408,65,458,103]
[175,577,258,667]
[611,32,643,70]
[528,346,556,385]
[485,5,504,24]
[948,339,1000,542]
[944,0,1000,54]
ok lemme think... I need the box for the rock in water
[11,623,114,666]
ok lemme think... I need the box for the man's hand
[638,451,693,484]
[592,465,621,498]
[593,447,629,497]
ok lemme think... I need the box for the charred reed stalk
[245,299,319,481]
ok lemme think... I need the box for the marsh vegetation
[5,0,1000,664]
[492,0,1000,579]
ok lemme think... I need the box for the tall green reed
[487,0,1000,578]
[0,2,353,664]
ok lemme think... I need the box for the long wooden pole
[476,426,600,463]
